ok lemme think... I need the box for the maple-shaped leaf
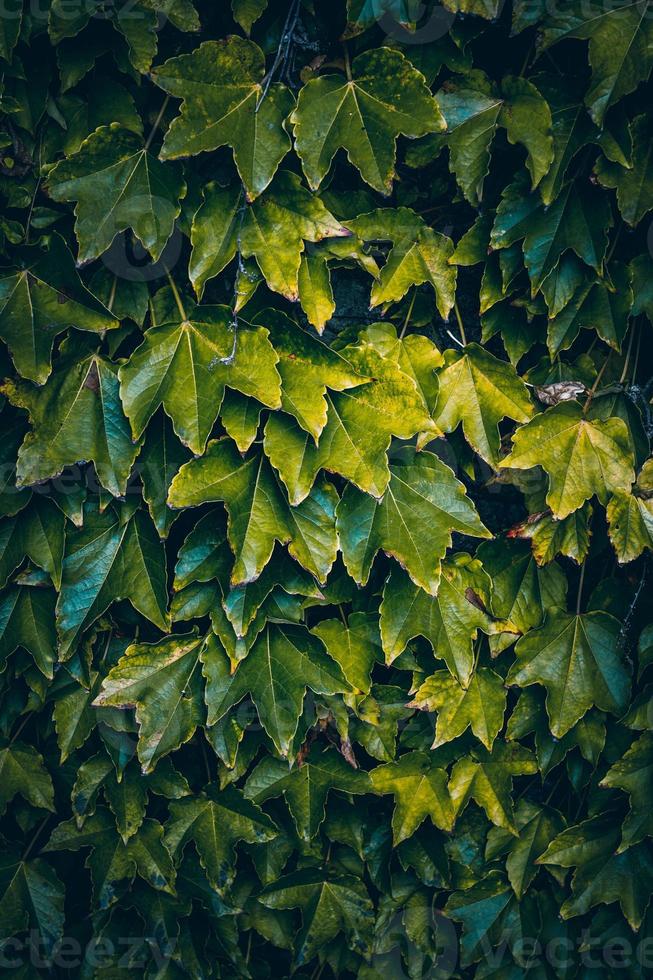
[477,537,567,641]
[44,809,175,910]
[337,449,490,595]
[202,626,350,756]
[0,738,55,816]
[0,496,64,595]
[491,179,611,294]
[152,37,293,198]
[507,608,631,738]
[137,413,191,539]
[346,208,455,319]
[541,2,653,124]
[291,47,444,195]
[596,115,653,227]
[252,309,365,440]
[119,305,281,455]
[537,816,653,930]
[600,733,653,851]
[190,173,350,300]
[546,264,632,357]
[57,503,169,660]
[449,742,538,834]
[536,73,599,206]
[0,234,118,384]
[244,746,370,841]
[500,401,635,519]
[607,488,653,564]
[264,342,433,503]
[311,612,380,695]
[3,346,140,498]
[410,667,507,751]
[355,321,443,441]
[370,751,454,844]
[260,869,374,966]
[380,557,499,687]
[0,586,57,678]
[164,786,277,893]
[94,632,205,772]
[0,845,65,959]
[486,800,566,899]
[432,73,553,205]
[46,125,186,263]
[509,501,593,566]
[432,343,533,467]
[168,438,338,585]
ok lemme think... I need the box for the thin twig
[256,0,301,109]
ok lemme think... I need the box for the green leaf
[380,556,499,686]
[0,739,55,815]
[546,264,632,356]
[432,343,533,466]
[0,497,65,590]
[600,733,653,851]
[607,489,653,563]
[500,401,635,519]
[0,849,64,958]
[0,235,118,384]
[254,308,365,440]
[336,448,490,594]
[538,816,653,929]
[119,305,281,455]
[93,632,204,772]
[165,786,277,892]
[491,180,611,294]
[311,612,380,695]
[232,0,268,34]
[477,537,567,640]
[346,208,456,319]
[370,751,454,843]
[137,413,192,539]
[507,608,631,738]
[168,438,338,585]
[541,2,653,124]
[449,742,538,834]
[291,48,444,195]
[486,800,565,899]
[260,869,374,964]
[264,341,433,502]
[190,173,350,300]
[244,745,370,841]
[0,586,57,678]
[45,809,176,909]
[4,349,141,498]
[409,667,507,751]
[202,625,350,756]
[596,115,653,227]
[57,503,169,660]
[153,37,293,198]
[46,125,186,263]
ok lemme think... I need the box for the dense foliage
[0,0,652,976]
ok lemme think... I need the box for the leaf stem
[145,95,170,152]
[575,562,586,616]
[343,42,352,82]
[583,352,610,413]
[453,299,467,346]
[21,814,51,862]
[165,267,188,322]
[399,289,417,339]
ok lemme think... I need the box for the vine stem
[165,267,188,322]
[453,299,467,346]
